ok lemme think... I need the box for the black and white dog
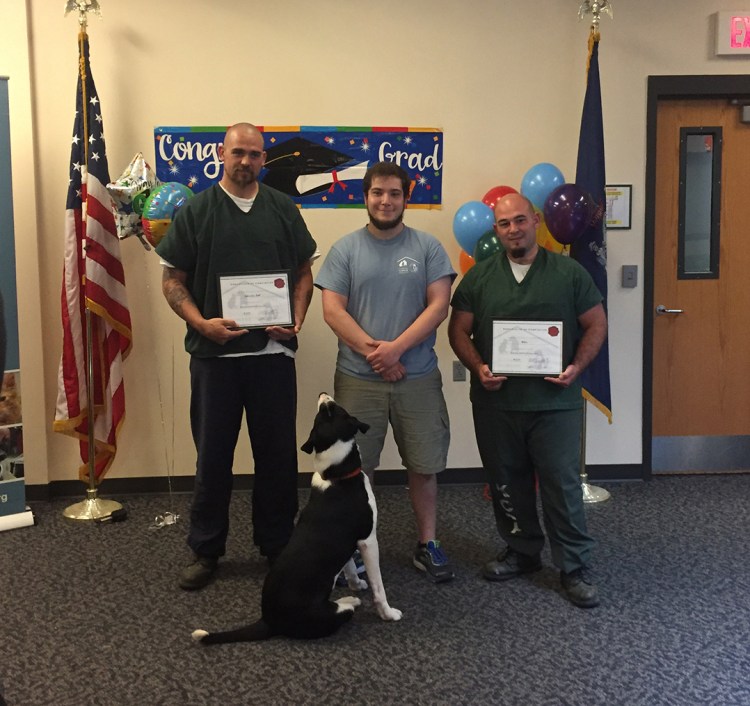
[191,393,402,644]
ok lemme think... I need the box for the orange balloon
[459,250,476,274]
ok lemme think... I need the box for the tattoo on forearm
[162,273,193,316]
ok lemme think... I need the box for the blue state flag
[571,34,612,422]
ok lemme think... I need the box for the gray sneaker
[561,568,600,608]
[483,547,542,582]
[413,540,455,583]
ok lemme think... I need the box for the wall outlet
[452,360,467,382]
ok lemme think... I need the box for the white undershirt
[508,257,532,283]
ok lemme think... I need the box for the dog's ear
[300,435,315,454]
[347,412,370,435]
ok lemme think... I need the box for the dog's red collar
[339,467,362,480]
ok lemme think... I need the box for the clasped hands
[365,340,406,382]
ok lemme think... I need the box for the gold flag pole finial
[578,0,613,35]
[64,0,102,30]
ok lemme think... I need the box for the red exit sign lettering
[716,11,750,54]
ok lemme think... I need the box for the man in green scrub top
[157,123,317,590]
[448,193,607,608]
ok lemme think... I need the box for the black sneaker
[483,547,542,582]
[179,555,218,591]
[561,568,599,608]
[413,540,455,583]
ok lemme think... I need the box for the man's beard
[229,167,256,186]
[368,209,404,231]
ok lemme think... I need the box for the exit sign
[715,12,750,54]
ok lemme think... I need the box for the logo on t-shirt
[397,257,419,274]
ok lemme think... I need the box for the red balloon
[481,185,518,210]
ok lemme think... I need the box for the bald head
[219,123,266,197]
[493,192,540,264]
[224,122,264,148]
[494,193,536,221]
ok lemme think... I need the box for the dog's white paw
[377,605,403,622]
[335,596,362,613]
[348,577,368,591]
[337,595,362,606]
[191,629,208,642]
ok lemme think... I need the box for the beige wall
[1,0,748,486]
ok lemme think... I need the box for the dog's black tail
[191,619,273,644]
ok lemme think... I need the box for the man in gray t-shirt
[315,161,456,583]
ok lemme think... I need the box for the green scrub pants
[472,405,594,573]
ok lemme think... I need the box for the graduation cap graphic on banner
[262,136,363,197]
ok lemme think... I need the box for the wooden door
[652,99,750,472]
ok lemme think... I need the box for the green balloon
[473,230,501,262]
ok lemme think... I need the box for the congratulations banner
[154,126,443,209]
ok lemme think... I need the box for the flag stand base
[580,406,611,505]
[581,475,611,504]
[63,488,122,521]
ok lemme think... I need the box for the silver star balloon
[64,0,102,27]
[578,0,613,30]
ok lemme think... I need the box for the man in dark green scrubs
[448,193,607,608]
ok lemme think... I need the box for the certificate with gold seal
[218,271,294,329]
[491,320,563,376]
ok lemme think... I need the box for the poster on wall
[154,126,443,209]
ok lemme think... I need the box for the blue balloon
[520,163,565,209]
[453,201,495,255]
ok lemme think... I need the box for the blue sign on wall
[154,125,443,209]
[0,78,19,373]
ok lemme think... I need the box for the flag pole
[63,316,123,520]
[63,0,123,522]
[577,0,612,505]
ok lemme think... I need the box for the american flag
[53,32,132,484]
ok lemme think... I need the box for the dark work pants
[188,354,299,559]
[472,406,594,573]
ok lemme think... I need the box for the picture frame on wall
[605,184,632,230]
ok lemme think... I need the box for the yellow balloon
[535,209,565,254]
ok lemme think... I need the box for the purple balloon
[543,184,593,245]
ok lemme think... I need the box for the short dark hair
[363,161,411,199]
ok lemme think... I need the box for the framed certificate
[491,320,563,376]
[218,271,294,329]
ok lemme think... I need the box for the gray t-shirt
[315,225,456,380]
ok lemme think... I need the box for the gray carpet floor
[1,474,749,705]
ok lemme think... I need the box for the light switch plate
[622,265,638,288]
